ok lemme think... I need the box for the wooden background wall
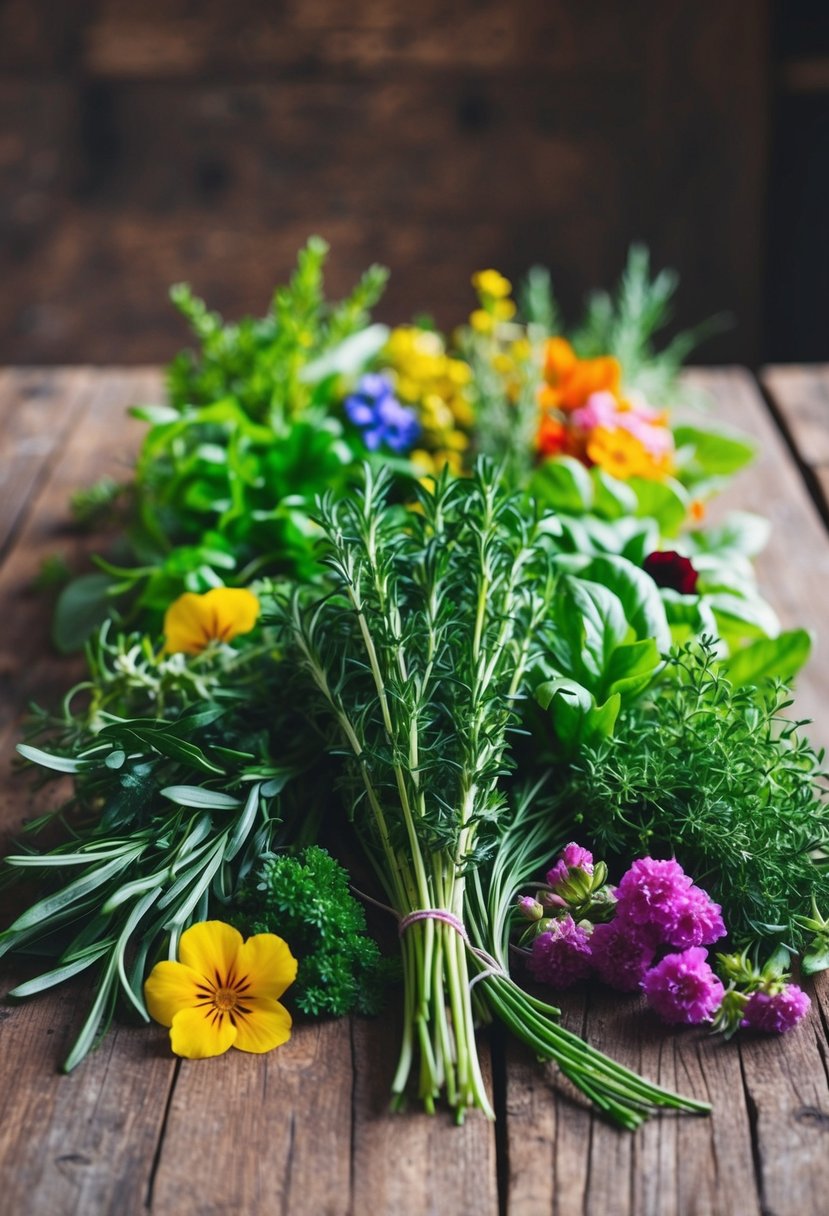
[0,0,773,364]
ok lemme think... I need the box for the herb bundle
[281,461,706,1126]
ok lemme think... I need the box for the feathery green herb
[242,846,393,1017]
[562,641,829,949]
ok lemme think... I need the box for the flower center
[212,987,239,1012]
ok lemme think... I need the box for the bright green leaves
[534,556,668,752]
[673,422,756,488]
[722,629,813,686]
[529,455,691,540]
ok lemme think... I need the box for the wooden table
[0,366,827,1216]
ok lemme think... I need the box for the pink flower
[527,916,592,988]
[741,985,811,1034]
[665,887,726,950]
[546,842,594,891]
[614,857,693,941]
[570,391,620,433]
[642,948,724,1024]
[590,921,655,992]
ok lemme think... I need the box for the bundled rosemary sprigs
[281,462,708,1126]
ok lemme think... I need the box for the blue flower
[344,374,420,454]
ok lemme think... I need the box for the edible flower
[643,550,699,595]
[163,587,260,655]
[741,986,811,1033]
[641,947,724,1024]
[145,921,297,1058]
[344,373,420,453]
[540,337,621,413]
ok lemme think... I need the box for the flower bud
[517,896,543,922]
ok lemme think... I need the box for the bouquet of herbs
[2,241,826,1131]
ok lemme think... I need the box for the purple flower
[741,985,811,1034]
[527,915,592,988]
[642,947,725,1024]
[546,842,594,891]
[665,887,726,950]
[590,921,655,993]
[614,857,693,942]
[344,374,420,453]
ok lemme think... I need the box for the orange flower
[536,415,568,459]
[540,337,622,413]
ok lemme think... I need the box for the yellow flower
[470,309,495,334]
[163,588,260,655]
[145,921,297,1059]
[472,269,512,298]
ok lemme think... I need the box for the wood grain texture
[0,367,827,1215]
[0,369,152,831]
[0,1,769,364]
[683,368,829,751]
[762,365,829,521]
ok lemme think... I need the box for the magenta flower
[741,985,811,1034]
[517,896,543,922]
[590,921,655,993]
[546,842,594,891]
[614,857,693,941]
[643,550,699,595]
[642,948,724,1024]
[527,916,592,988]
[665,887,726,950]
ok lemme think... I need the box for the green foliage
[569,244,729,399]
[561,642,829,950]
[242,846,393,1017]
[532,557,667,753]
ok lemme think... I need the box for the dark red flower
[643,550,699,595]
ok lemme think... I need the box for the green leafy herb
[561,641,829,950]
[241,846,393,1017]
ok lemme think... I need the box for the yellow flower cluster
[382,327,474,476]
[469,268,517,335]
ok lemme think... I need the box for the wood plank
[0,367,153,821]
[761,365,829,521]
[0,368,90,560]
[0,976,176,1216]
[504,987,762,1216]
[761,365,829,468]
[684,368,829,751]
[148,1018,355,1216]
[150,1003,498,1215]
[349,1013,498,1216]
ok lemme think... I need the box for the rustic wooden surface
[0,365,827,1215]
[0,1,768,364]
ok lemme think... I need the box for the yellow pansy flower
[163,588,260,655]
[145,921,297,1059]
[472,269,512,298]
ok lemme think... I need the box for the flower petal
[169,1005,238,1059]
[202,588,260,644]
[232,997,292,1054]
[164,593,215,655]
[144,960,205,1027]
[235,933,298,1001]
[179,921,244,988]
